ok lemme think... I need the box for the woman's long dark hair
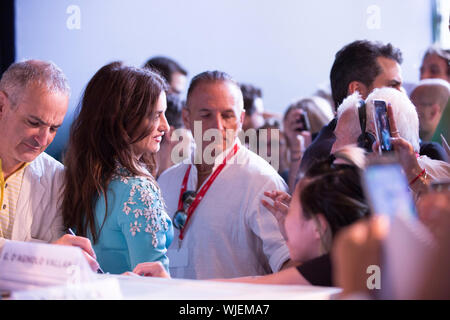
[61,61,167,243]
[299,150,370,239]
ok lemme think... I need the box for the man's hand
[52,234,99,272]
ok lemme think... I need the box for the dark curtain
[0,0,15,76]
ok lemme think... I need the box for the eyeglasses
[173,190,196,230]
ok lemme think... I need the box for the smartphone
[373,100,393,153]
[364,157,436,300]
[362,157,417,220]
[294,110,311,132]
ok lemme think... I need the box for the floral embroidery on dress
[130,221,141,236]
[113,163,169,248]
[133,208,143,219]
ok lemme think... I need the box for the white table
[113,274,341,300]
[7,274,341,300]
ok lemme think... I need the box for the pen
[67,228,105,274]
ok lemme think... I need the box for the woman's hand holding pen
[52,233,101,272]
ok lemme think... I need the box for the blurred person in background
[143,56,188,96]
[256,118,285,175]
[410,79,449,162]
[240,83,265,132]
[314,84,335,112]
[410,79,450,142]
[419,45,450,83]
[282,96,334,192]
[155,93,192,178]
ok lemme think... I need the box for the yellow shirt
[0,159,29,239]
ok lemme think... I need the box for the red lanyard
[177,165,192,212]
[178,143,239,240]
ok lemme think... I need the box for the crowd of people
[0,38,449,300]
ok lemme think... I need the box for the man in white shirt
[158,71,290,279]
[0,60,98,270]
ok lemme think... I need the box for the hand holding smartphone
[294,109,311,133]
[373,100,394,154]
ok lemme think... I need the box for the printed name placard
[11,278,123,300]
[0,241,96,291]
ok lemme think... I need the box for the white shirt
[0,152,65,251]
[157,141,290,279]
[417,155,450,180]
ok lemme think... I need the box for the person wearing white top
[0,60,98,271]
[157,71,291,279]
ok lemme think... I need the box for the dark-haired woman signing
[61,62,173,274]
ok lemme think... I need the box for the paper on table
[11,278,123,300]
[0,240,96,292]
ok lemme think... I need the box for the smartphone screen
[363,161,417,219]
[294,110,311,132]
[373,100,393,153]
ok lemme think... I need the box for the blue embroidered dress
[89,164,173,274]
